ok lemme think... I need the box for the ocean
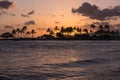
[0,41,120,80]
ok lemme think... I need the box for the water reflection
[0,41,120,80]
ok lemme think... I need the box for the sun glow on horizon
[0,0,120,36]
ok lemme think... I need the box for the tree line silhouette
[0,26,36,39]
[0,24,120,40]
[41,24,120,40]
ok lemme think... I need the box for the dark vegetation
[0,26,36,40]
[0,24,120,40]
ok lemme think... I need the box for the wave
[44,58,107,68]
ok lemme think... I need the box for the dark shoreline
[0,38,120,41]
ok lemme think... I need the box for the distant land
[0,24,120,41]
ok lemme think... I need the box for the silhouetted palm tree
[26,31,30,38]
[115,30,119,34]
[98,25,104,32]
[22,26,27,38]
[90,24,96,33]
[90,30,93,33]
[16,28,20,38]
[31,29,36,38]
[47,28,51,34]
[49,30,54,35]
[104,25,110,32]
[66,27,73,36]
[60,26,65,33]
[54,26,59,31]
[11,29,16,38]
[19,30,23,38]
[83,29,88,34]
[77,28,82,34]
[74,27,77,30]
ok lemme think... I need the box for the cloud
[21,14,29,17]
[0,10,16,16]
[55,21,60,24]
[93,22,110,26]
[25,20,35,25]
[0,0,16,10]
[51,14,64,17]
[106,16,120,20]
[72,2,120,20]
[21,10,35,17]
[28,10,34,15]
[4,25,13,29]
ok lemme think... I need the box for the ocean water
[0,41,120,80]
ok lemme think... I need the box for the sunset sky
[0,0,120,36]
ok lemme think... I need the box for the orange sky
[0,0,120,36]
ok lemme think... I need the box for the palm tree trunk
[21,33,22,38]
[18,33,19,38]
[32,34,34,38]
